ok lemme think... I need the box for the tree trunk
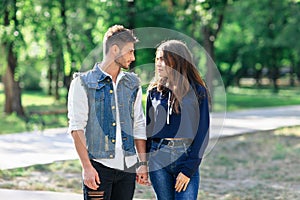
[202,26,215,101]
[3,43,24,116]
[55,50,62,100]
[200,2,227,108]
[289,66,295,87]
[271,67,279,93]
[127,0,136,71]
[48,64,53,95]
[61,0,75,102]
[2,2,24,116]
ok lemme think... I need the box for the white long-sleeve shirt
[68,68,146,170]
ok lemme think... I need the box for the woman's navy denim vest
[77,63,140,159]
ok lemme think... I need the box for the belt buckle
[167,140,175,147]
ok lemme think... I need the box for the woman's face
[155,50,168,78]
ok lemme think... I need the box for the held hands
[175,172,190,192]
[136,165,151,186]
[83,165,100,190]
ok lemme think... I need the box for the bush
[21,67,42,91]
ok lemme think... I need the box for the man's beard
[115,56,127,69]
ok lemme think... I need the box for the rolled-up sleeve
[133,87,146,140]
[67,77,88,134]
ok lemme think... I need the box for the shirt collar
[97,62,125,84]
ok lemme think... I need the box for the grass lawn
[1,126,299,199]
[226,86,300,111]
[0,89,67,134]
[0,85,300,134]
[199,126,300,199]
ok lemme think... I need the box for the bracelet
[138,161,148,166]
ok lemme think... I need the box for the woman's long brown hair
[148,40,208,114]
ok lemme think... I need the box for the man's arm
[135,139,147,163]
[135,139,150,185]
[133,87,150,185]
[67,77,99,190]
[71,130,100,190]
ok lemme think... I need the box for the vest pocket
[95,89,105,101]
[95,86,105,101]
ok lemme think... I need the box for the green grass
[0,89,67,134]
[0,85,300,134]
[0,160,82,193]
[226,86,300,111]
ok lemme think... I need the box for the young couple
[67,25,210,200]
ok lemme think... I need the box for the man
[67,25,148,200]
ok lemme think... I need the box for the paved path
[211,105,300,138]
[0,188,82,200]
[0,188,146,200]
[0,127,76,169]
[0,105,300,199]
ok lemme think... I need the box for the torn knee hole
[88,191,104,199]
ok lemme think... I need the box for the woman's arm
[180,86,210,178]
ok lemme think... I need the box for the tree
[1,0,24,116]
[215,0,300,90]
[167,0,233,99]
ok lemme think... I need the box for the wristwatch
[138,161,148,167]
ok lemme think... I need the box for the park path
[0,105,300,199]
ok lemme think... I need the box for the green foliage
[1,0,300,116]
[216,0,300,89]
[21,67,42,91]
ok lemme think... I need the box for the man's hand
[175,172,190,192]
[83,165,101,190]
[136,165,151,186]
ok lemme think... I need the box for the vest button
[112,106,115,109]
[109,155,113,158]
[112,122,116,126]
[111,139,115,143]
[109,90,113,94]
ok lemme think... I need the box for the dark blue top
[146,84,210,177]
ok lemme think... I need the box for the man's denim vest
[77,63,140,159]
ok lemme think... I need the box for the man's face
[115,42,135,69]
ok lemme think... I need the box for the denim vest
[77,63,140,159]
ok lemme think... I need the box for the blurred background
[1,0,300,132]
[1,1,300,199]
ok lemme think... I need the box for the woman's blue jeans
[149,140,200,200]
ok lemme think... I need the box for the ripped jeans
[83,159,136,200]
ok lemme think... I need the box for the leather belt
[152,138,192,147]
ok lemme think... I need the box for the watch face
[139,161,148,166]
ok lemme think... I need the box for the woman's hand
[175,172,190,192]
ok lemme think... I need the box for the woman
[146,40,210,200]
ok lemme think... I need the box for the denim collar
[91,62,109,82]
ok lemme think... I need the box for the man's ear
[112,44,120,55]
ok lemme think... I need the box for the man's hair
[103,25,138,55]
